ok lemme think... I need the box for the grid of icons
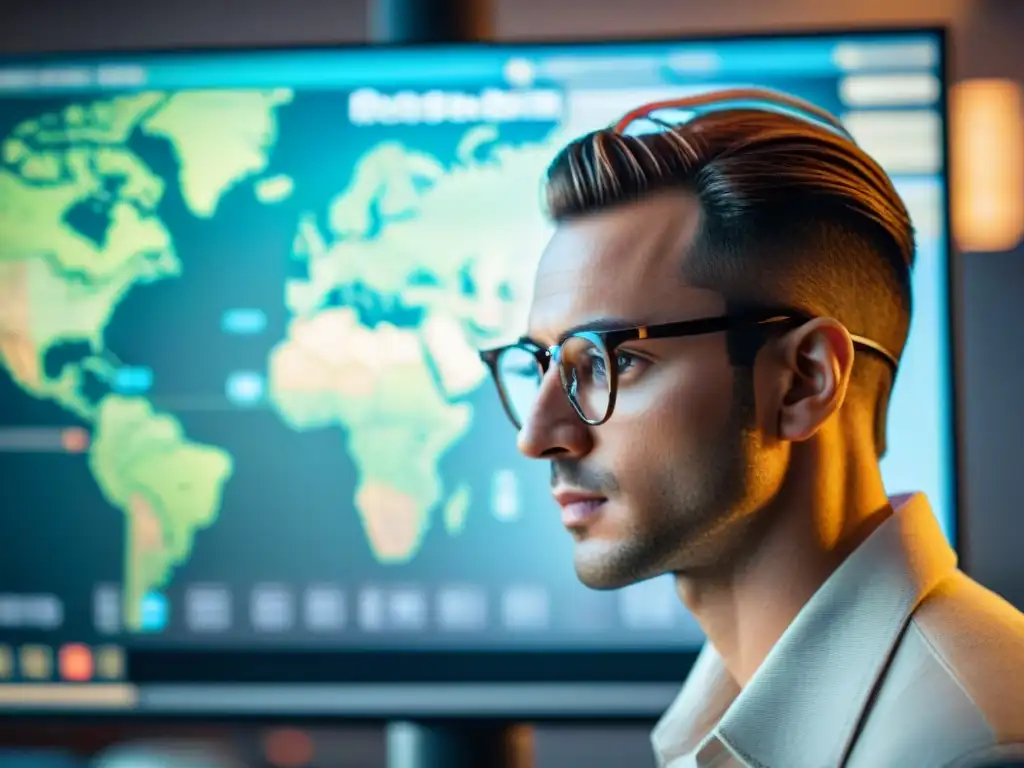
[89,579,690,637]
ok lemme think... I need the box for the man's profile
[480,89,1024,768]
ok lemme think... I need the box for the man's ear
[775,318,855,443]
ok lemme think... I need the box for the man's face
[519,191,781,589]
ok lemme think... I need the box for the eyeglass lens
[496,336,612,428]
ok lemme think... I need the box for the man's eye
[614,352,638,373]
[591,351,643,380]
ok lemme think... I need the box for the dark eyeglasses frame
[478,310,899,430]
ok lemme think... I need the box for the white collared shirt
[651,493,1024,768]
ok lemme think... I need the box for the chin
[573,540,655,590]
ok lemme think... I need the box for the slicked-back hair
[544,109,915,457]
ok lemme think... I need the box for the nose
[516,366,594,460]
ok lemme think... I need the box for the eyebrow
[553,316,640,344]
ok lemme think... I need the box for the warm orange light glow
[950,79,1024,252]
[263,728,315,768]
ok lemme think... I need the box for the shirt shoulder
[912,571,1024,740]
[847,571,1024,768]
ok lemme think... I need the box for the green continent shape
[1,93,172,279]
[141,89,293,217]
[273,127,565,562]
[267,308,470,562]
[284,127,560,408]
[88,395,234,630]
[289,127,555,334]
[0,95,180,417]
[0,91,288,626]
[443,484,471,535]
[254,174,295,204]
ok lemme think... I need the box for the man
[479,88,1024,768]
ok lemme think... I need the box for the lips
[553,489,607,529]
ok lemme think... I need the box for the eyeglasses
[479,311,899,430]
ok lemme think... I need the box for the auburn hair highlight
[545,109,914,275]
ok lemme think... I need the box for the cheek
[612,354,736,449]
[594,362,736,505]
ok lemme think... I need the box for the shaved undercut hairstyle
[543,109,915,457]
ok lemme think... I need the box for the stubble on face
[569,374,762,589]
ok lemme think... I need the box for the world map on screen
[0,88,561,631]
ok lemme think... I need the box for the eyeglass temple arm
[849,333,900,371]
[611,86,852,139]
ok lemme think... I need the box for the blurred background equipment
[950,79,1024,252]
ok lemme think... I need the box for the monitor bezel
[0,25,960,718]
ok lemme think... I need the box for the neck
[675,429,892,688]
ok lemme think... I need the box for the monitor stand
[386,720,533,768]
[369,0,492,43]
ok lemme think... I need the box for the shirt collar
[652,493,958,768]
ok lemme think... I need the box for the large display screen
[0,30,953,705]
